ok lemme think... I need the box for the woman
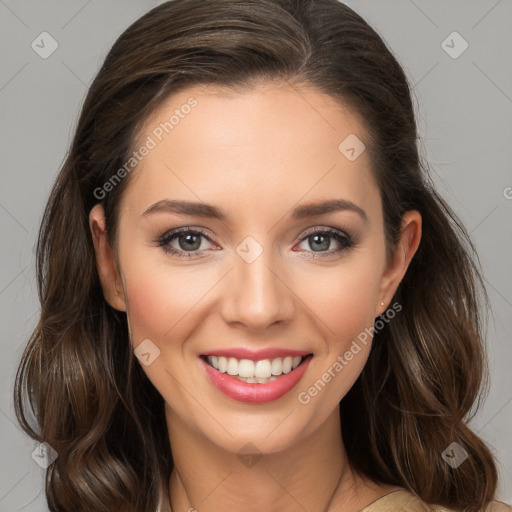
[14,0,511,511]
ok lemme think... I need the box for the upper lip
[200,348,312,361]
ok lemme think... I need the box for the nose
[220,246,295,332]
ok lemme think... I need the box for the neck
[165,404,378,512]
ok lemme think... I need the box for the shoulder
[361,489,512,512]
[483,502,512,512]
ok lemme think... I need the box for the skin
[90,81,421,512]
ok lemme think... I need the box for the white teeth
[282,356,293,374]
[206,354,305,380]
[218,356,227,373]
[271,358,282,375]
[254,359,272,378]
[238,359,255,378]
[227,357,238,375]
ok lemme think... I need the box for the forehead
[138,81,368,156]
[122,82,378,221]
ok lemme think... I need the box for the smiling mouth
[201,354,313,384]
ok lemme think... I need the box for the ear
[375,210,422,316]
[89,204,127,312]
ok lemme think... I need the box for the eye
[156,227,217,258]
[295,227,356,259]
[155,226,356,260]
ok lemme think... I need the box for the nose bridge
[221,237,294,330]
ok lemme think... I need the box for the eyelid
[158,226,216,243]
[296,225,355,243]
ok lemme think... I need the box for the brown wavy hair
[14,0,498,511]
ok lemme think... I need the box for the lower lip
[201,356,312,404]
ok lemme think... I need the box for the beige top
[360,489,512,512]
[160,488,511,511]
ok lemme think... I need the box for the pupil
[180,234,201,251]
[311,234,329,252]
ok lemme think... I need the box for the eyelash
[155,226,356,260]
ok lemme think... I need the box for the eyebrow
[142,198,367,222]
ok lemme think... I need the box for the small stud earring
[381,301,384,306]
[114,283,120,296]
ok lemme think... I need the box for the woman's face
[91,81,419,455]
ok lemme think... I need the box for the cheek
[122,259,217,344]
[301,257,383,341]
[297,269,378,408]
[120,256,221,401]
[294,254,383,405]
[123,243,384,347]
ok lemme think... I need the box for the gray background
[1,0,511,510]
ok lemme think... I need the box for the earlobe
[89,204,127,312]
[376,210,422,316]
